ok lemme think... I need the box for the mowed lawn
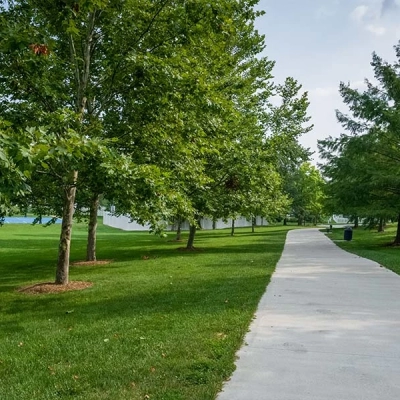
[0,222,292,400]
[329,225,400,275]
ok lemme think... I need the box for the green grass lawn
[328,225,400,275]
[0,222,292,400]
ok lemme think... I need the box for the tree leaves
[319,41,400,235]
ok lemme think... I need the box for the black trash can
[344,226,353,241]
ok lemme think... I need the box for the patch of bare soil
[18,281,93,295]
[71,260,113,267]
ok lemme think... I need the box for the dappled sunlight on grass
[0,222,292,400]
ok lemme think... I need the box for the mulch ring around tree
[71,260,113,267]
[18,281,93,295]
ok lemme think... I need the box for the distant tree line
[319,41,400,245]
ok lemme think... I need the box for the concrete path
[217,229,400,400]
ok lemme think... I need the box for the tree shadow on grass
[0,237,285,291]
[0,225,288,295]
[2,273,272,333]
[193,228,291,240]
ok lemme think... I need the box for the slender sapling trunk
[86,194,100,261]
[56,171,78,284]
[231,219,235,236]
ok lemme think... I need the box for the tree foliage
[0,121,33,223]
[0,0,314,278]
[319,42,400,243]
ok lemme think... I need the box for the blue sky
[254,0,400,162]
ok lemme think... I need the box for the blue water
[2,217,61,224]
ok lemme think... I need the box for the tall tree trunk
[176,218,182,241]
[394,214,400,245]
[231,219,235,236]
[212,218,216,230]
[252,217,255,233]
[354,216,359,229]
[283,217,287,226]
[56,171,78,285]
[86,194,100,261]
[378,217,384,233]
[297,217,302,226]
[186,223,197,249]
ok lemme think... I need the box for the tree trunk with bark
[378,217,384,233]
[212,218,216,230]
[283,218,287,226]
[186,223,197,249]
[394,214,400,245]
[231,219,235,236]
[56,171,78,284]
[176,218,182,241]
[297,217,303,226]
[252,217,256,233]
[56,11,95,280]
[86,194,100,261]
[353,216,359,229]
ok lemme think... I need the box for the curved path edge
[217,229,400,400]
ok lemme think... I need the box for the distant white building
[330,215,350,224]
[103,213,268,231]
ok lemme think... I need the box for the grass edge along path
[0,223,293,400]
[326,225,400,276]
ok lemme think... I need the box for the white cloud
[349,2,394,36]
[350,5,369,22]
[366,24,387,35]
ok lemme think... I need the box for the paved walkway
[217,229,400,400]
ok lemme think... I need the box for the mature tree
[206,134,289,237]
[108,0,280,249]
[283,162,325,225]
[319,42,400,244]
[320,133,399,233]
[1,1,180,280]
[0,1,112,282]
[267,78,313,225]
